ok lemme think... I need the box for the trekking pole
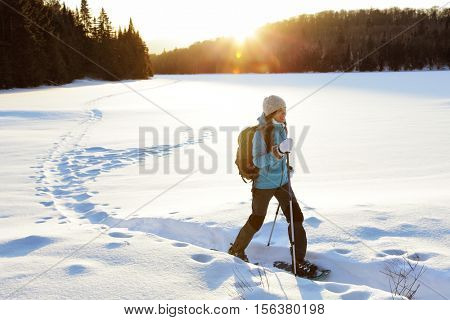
[267,203,281,246]
[286,151,297,276]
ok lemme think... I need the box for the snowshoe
[273,260,330,281]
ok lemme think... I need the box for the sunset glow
[62,0,444,54]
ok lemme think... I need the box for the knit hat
[263,95,286,116]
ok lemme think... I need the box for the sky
[62,0,446,54]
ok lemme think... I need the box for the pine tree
[97,8,113,41]
[128,18,135,34]
[80,0,92,36]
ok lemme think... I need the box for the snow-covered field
[0,71,449,299]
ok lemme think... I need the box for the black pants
[231,183,307,263]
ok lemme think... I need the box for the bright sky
[63,0,446,54]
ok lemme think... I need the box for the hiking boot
[295,260,318,278]
[228,245,249,262]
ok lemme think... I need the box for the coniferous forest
[0,0,153,89]
[151,8,450,74]
[1,4,450,89]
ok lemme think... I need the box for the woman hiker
[228,95,317,278]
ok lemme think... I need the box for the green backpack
[235,124,273,183]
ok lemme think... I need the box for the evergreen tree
[79,0,92,36]
[151,7,450,74]
[0,0,153,88]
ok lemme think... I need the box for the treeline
[0,0,153,89]
[151,7,450,74]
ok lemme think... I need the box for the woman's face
[274,107,287,123]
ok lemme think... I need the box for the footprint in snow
[172,242,189,248]
[305,216,322,228]
[70,202,95,213]
[354,226,387,240]
[108,232,133,238]
[334,248,351,255]
[191,254,214,264]
[407,252,437,262]
[325,283,349,294]
[35,141,205,220]
[382,249,406,256]
[72,193,91,202]
[39,201,54,207]
[0,235,54,257]
[105,242,128,249]
[36,216,53,223]
[66,264,88,275]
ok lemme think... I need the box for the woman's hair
[260,108,288,150]
[262,110,283,149]
[264,110,277,123]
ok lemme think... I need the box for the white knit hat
[263,95,286,116]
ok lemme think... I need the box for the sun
[231,27,257,44]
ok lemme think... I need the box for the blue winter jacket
[252,113,289,189]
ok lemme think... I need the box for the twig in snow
[381,254,427,300]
